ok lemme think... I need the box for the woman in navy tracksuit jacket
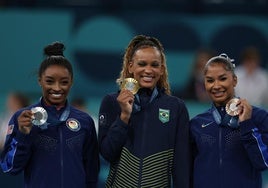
[0,42,99,188]
[190,53,268,188]
[98,35,191,188]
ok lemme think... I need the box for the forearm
[99,117,129,162]
[240,119,268,170]
[1,131,32,174]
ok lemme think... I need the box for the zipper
[138,110,148,187]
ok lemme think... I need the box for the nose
[144,65,153,73]
[212,80,221,89]
[52,82,61,91]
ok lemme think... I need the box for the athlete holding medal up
[98,35,191,188]
[0,42,99,188]
[190,53,268,188]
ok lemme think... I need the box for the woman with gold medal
[98,35,191,188]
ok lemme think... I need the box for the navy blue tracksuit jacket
[0,98,99,188]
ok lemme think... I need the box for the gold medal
[120,78,140,94]
[225,98,239,116]
[31,107,48,126]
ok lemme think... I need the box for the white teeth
[213,91,224,97]
[51,94,62,97]
[143,76,153,81]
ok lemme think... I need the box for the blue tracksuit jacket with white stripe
[190,105,268,188]
[0,99,99,188]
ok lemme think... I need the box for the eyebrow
[44,75,70,79]
[205,72,228,78]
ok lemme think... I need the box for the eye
[60,79,71,85]
[206,78,214,83]
[151,62,161,68]
[45,79,53,84]
[219,77,227,81]
[137,61,146,67]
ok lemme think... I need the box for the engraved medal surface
[225,98,239,116]
[31,107,48,126]
[120,78,140,94]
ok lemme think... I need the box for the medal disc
[31,107,48,126]
[120,78,140,94]
[225,98,239,116]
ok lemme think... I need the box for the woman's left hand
[238,98,252,122]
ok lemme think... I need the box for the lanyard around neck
[212,104,239,129]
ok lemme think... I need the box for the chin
[214,99,227,106]
[50,99,64,105]
[141,83,154,88]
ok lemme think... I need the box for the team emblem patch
[99,113,106,126]
[159,108,170,123]
[66,118,80,132]
[7,124,14,135]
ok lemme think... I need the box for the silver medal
[31,107,48,126]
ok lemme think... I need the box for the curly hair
[116,35,171,95]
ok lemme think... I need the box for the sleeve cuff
[112,116,129,131]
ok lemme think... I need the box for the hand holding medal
[118,78,139,124]
[17,107,47,134]
[120,78,140,94]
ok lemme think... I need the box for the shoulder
[252,106,268,120]
[162,94,187,107]
[70,106,89,116]
[190,109,211,123]
[101,92,118,102]
[100,92,119,107]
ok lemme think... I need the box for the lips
[142,76,153,82]
[211,90,225,98]
[50,93,63,98]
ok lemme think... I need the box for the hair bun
[44,41,65,57]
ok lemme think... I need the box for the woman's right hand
[18,110,33,134]
[117,89,134,124]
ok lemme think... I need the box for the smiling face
[38,64,73,107]
[204,63,237,106]
[128,47,164,90]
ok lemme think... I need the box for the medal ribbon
[133,87,158,113]
[212,104,239,128]
[38,103,71,130]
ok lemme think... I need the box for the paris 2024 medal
[31,107,48,126]
[120,78,140,94]
[225,98,240,116]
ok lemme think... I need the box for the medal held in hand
[31,107,48,126]
[120,78,140,94]
[225,98,239,116]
